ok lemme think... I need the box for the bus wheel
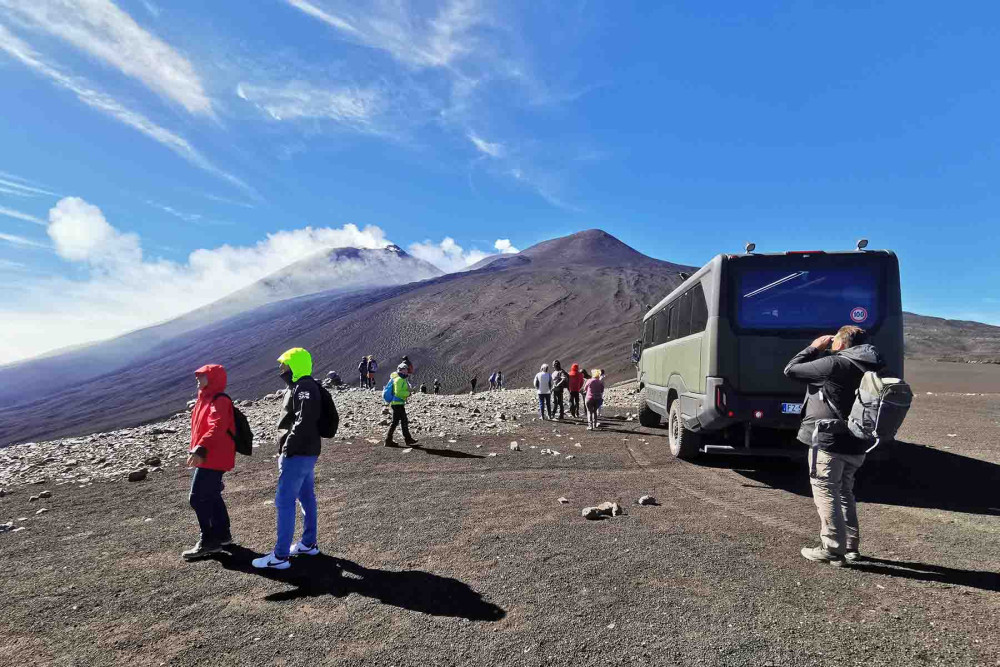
[668,401,701,460]
[638,389,660,427]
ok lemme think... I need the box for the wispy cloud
[284,0,479,69]
[408,235,519,272]
[0,231,48,249]
[0,0,212,115]
[468,132,503,158]
[0,172,58,197]
[236,81,383,130]
[0,24,252,195]
[0,204,46,225]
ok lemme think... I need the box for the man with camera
[784,325,884,566]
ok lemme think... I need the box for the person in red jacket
[182,364,236,560]
[567,363,585,419]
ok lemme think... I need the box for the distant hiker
[550,360,568,420]
[367,356,379,389]
[402,355,414,376]
[253,348,324,570]
[489,371,498,391]
[433,379,441,394]
[534,363,553,420]
[358,356,368,388]
[385,363,418,447]
[182,364,235,560]
[470,376,477,394]
[496,370,503,391]
[784,325,885,566]
[582,369,605,430]
[419,383,427,394]
[567,363,584,418]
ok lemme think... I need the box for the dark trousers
[387,404,413,442]
[553,389,566,419]
[189,467,231,546]
[569,391,581,417]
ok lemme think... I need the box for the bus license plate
[782,403,803,415]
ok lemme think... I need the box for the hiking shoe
[404,438,419,446]
[844,550,863,563]
[800,546,845,566]
[384,440,397,447]
[252,552,290,570]
[290,542,321,557]
[182,541,222,560]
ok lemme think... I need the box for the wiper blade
[743,271,807,299]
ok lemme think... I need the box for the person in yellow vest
[385,362,418,447]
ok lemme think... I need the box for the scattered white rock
[402,448,413,454]
[558,497,569,504]
[638,495,656,506]
[487,453,498,457]
[509,442,520,451]
[36,508,49,515]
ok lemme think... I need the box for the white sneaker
[252,551,290,570]
[290,542,320,556]
[586,425,593,431]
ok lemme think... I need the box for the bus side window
[654,308,669,345]
[666,305,675,341]
[643,318,654,347]
[674,291,693,338]
[689,283,709,334]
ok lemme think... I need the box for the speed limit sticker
[850,307,868,323]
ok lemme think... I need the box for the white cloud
[236,81,382,129]
[0,231,48,249]
[468,132,503,158]
[0,197,393,362]
[494,238,517,254]
[0,205,46,225]
[47,196,141,264]
[408,236,488,273]
[0,0,212,115]
[0,24,252,195]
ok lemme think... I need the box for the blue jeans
[538,394,551,418]
[274,454,318,558]
[189,468,230,546]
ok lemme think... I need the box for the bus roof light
[857,238,869,250]
[745,242,755,254]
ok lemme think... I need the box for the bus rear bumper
[687,378,803,433]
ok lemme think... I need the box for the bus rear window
[734,264,882,330]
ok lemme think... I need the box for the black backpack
[318,385,339,439]
[214,393,254,456]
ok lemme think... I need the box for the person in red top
[182,364,236,560]
[567,363,585,419]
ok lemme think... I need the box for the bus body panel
[637,248,904,453]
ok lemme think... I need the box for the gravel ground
[1,386,999,666]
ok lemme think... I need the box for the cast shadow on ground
[850,557,1000,593]
[709,440,1000,516]
[384,443,484,459]
[215,546,506,620]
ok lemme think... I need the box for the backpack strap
[212,393,237,442]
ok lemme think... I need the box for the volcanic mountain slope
[903,312,1000,362]
[0,230,693,445]
[0,246,441,407]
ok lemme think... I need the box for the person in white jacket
[533,363,553,420]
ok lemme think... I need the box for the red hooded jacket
[189,364,236,472]
[567,364,585,392]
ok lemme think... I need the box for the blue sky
[1,0,998,362]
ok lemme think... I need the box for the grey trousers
[808,448,866,555]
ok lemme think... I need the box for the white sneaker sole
[252,558,290,570]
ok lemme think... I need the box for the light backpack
[845,371,913,451]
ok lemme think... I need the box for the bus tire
[668,400,701,460]
[638,390,661,427]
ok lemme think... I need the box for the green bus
[634,244,903,459]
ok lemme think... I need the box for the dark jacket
[276,375,323,457]
[784,344,884,454]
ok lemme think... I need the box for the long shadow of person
[215,546,506,620]
[721,440,1000,517]
[849,557,1000,593]
[384,443,485,459]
